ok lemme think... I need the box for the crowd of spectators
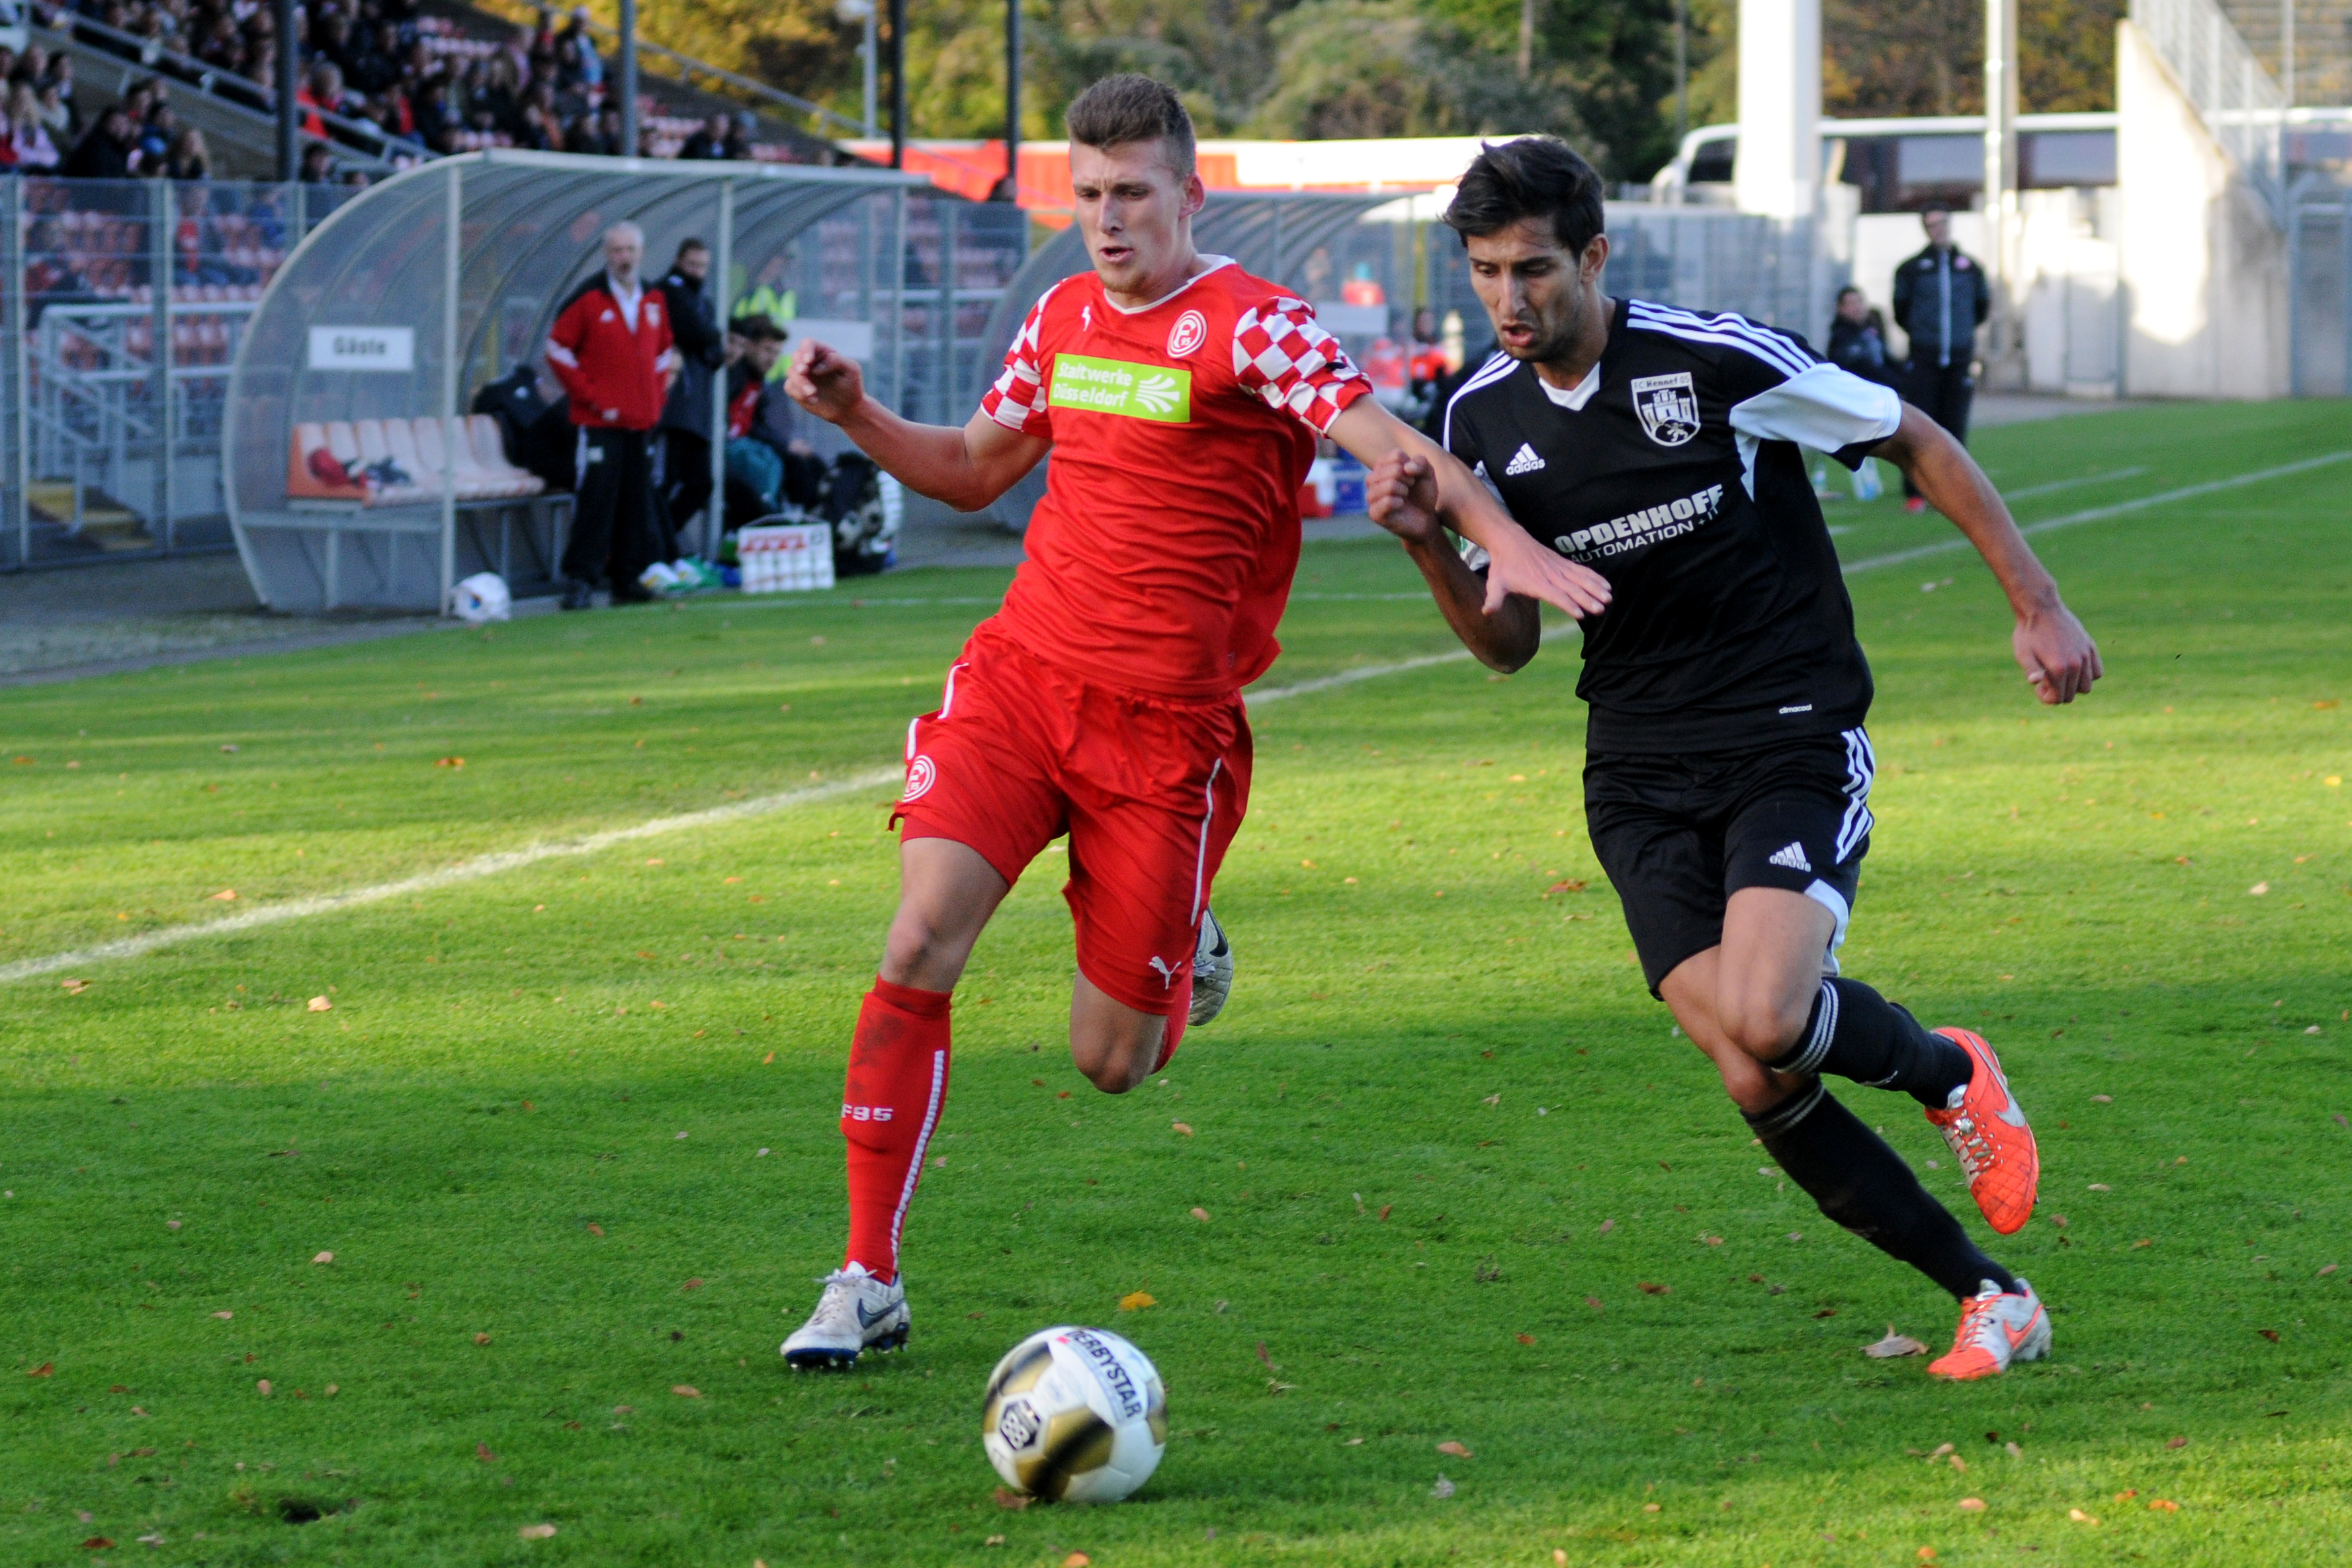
[7,0,779,178]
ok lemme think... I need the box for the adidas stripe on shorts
[1583,729,1874,996]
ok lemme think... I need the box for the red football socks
[840,977,953,1285]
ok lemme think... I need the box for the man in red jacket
[546,221,679,607]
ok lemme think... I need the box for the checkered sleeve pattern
[979,294,1054,436]
[1231,298,1373,434]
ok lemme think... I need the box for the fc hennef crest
[1630,372,1700,447]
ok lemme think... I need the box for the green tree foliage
[602,0,2116,184]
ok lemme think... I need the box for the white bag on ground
[449,572,511,624]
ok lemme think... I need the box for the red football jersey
[979,257,1372,699]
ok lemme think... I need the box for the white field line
[13,448,2332,984]
[1843,450,2352,576]
[0,768,902,985]
[1993,465,2148,502]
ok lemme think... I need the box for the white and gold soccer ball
[980,1325,1166,1503]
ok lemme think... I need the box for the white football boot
[781,1263,909,1371]
[1928,1277,2050,1380]
[1188,907,1233,1027]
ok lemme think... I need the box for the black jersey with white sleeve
[1443,297,1901,754]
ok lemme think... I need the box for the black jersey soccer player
[1366,138,2103,1380]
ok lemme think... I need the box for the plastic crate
[737,521,835,593]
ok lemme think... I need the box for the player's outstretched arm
[1328,400,1610,621]
[784,340,1049,512]
[1872,403,2102,704]
[1364,450,1541,672]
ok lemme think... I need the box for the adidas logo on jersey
[1504,443,1546,476]
[1767,842,1813,873]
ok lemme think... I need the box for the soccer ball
[980,1325,1166,1503]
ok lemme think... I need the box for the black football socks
[1744,1080,2018,1300]
[1769,978,1974,1109]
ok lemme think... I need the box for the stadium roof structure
[224,150,924,614]
[979,188,1411,532]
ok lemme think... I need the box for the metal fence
[2288,172,2351,396]
[2132,0,2287,222]
[2,173,1027,576]
[1,177,365,571]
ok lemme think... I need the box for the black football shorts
[1584,728,1877,996]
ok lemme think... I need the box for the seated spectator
[296,62,346,136]
[564,6,601,86]
[721,317,821,514]
[679,110,730,160]
[298,139,335,183]
[347,21,402,95]
[164,124,208,180]
[138,98,176,167]
[45,53,78,134]
[64,102,138,178]
[415,77,455,144]
[9,83,60,169]
[475,54,521,135]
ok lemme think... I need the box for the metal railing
[2131,0,2287,222]
[3,176,363,570]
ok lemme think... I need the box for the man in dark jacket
[655,238,726,550]
[1890,206,1990,510]
[63,104,136,179]
[545,221,679,607]
[1825,285,1895,386]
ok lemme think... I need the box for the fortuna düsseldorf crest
[1630,371,1700,447]
[1166,309,1208,358]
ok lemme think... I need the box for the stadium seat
[284,415,547,507]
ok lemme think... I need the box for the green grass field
[3,400,2349,1567]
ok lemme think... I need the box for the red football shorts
[893,626,1252,1016]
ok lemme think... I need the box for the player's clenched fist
[1366,452,1443,548]
[786,340,865,424]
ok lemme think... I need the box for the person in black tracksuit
[1365,137,2107,1382]
[656,239,728,550]
[1890,207,1990,505]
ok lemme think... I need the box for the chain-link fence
[2,177,364,571]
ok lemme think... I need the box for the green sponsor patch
[1047,354,1192,423]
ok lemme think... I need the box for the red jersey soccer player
[777,75,1612,1368]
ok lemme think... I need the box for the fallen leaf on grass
[992,1487,1030,1511]
[1378,1204,1393,1221]
[2167,1436,2188,1449]
[61,978,90,995]
[2259,1328,2281,1342]
[1958,1497,1986,1511]
[81,1538,114,1550]
[477,1443,496,1463]
[1553,1553,1569,1567]
[2089,1183,2111,1192]
[517,1523,557,1540]
[1063,1553,1092,1567]
[2091,1094,2113,1104]
[312,1251,334,1264]
[307,996,332,1013]
[435,758,464,769]
[2321,1264,2338,1276]
[208,889,238,902]
[25,1362,53,1377]
[1171,1122,1194,1137]
[984,1536,1007,1547]
[1811,1308,1839,1319]
[681,1278,704,1293]
[1598,1219,1614,1234]
[586,1224,604,1237]
[2070,1508,2100,1525]
[1543,880,1587,898]
[2249,882,2269,896]
[1637,1282,1669,1295]
[1865,1327,1929,1358]
[2149,1499,2179,1512]
[1190,1207,1211,1222]
[475,1333,493,1346]
[211,1311,233,1321]
[1585,1296,1604,1312]
[1119,1292,1156,1312]
[255,1379,272,1397]
[1516,1333,1536,1346]
[672,1385,701,1398]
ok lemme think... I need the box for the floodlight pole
[710,179,735,558]
[1981,0,2019,386]
[863,3,879,138]
[1673,0,1688,149]
[273,0,297,180]
[618,0,640,157]
[440,160,462,617]
[889,0,907,169]
[1000,0,1020,200]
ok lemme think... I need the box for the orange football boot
[1929,1278,2050,1379]
[1923,1027,2039,1235]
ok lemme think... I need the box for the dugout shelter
[224,151,927,613]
